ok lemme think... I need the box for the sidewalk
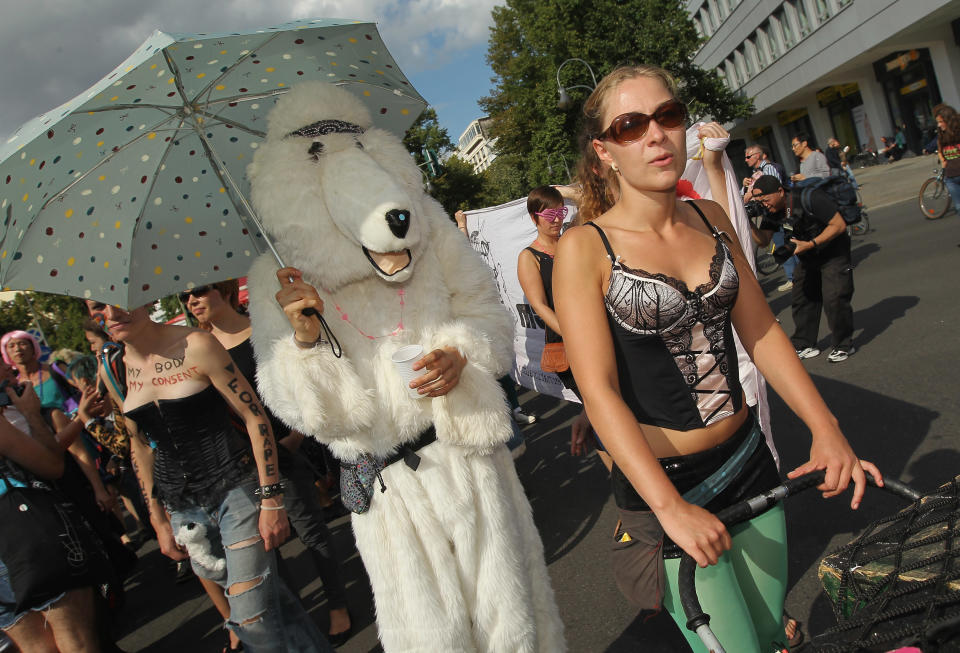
[852,153,941,211]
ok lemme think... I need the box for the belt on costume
[382,425,437,472]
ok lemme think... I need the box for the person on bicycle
[933,103,960,212]
[554,63,880,653]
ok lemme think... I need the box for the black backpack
[799,176,863,225]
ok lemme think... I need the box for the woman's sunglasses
[597,100,688,145]
[178,285,213,304]
[535,206,568,223]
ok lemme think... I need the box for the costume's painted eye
[308,142,324,158]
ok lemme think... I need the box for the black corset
[126,385,253,511]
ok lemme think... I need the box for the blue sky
[0,0,499,147]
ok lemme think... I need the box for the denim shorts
[0,558,66,630]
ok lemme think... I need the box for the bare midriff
[641,400,749,459]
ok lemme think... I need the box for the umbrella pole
[23,293,49,344]
[195,131,341,357]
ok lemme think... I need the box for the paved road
[113,160,960,652]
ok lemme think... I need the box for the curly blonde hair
[575,64,680,224]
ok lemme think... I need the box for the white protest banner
[464,198,579,403]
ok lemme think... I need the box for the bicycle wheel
[919,177,951,219]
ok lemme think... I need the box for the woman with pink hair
[1,331,72,413]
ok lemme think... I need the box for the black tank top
[587,202,743,431]
[126,385,254,510]
[524,247,562,344]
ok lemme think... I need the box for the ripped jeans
[168,480,331,653]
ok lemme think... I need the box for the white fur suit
[244,83,565,653]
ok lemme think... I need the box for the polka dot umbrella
[0,18,427,308]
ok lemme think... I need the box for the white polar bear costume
[245,83,565,653]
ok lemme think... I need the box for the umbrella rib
[191,31,284,107]
[38,113,184,213]
[0,205,12,267]
[129,116,185,241]
[200,88,288,108]
[74,104,181,116]
[335,80,426,104]
[191,126,268,256]
[191,110,266,139]
[162,49,193,111]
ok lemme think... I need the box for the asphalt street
[112,155,960,652]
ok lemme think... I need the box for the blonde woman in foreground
[553,64,880,652]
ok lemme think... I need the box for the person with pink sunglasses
[517,186,612,468]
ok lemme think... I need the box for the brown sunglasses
[597,100,688,145]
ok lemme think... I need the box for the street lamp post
[556,58,598,109]
[547,152,572,182]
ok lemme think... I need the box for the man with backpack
[750,175,856,363]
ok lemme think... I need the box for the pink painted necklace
[324,288,406,340]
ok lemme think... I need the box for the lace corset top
[586,202,743,431]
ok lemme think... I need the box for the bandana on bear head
[289,119,365,138]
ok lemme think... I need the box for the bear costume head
[247,82,431,289]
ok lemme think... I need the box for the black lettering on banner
[127,366,142,378]
[265,464,276,476]
[227,377,239,394]
[239,390,254,405]
[263,446,274,461]
[516,304,545,330]
[258,423,269,438]
[249,402,262,417]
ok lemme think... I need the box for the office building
[457,117,497,174]
[688,0,960,172]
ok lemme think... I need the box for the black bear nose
[385,209,411,239]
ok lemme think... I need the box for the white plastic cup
[391,344,425,399]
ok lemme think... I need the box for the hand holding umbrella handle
[276,268,342,358]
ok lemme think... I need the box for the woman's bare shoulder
[690,198,737,233]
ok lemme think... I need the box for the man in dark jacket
[751,175,856,363]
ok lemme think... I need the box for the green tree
[0,292,89,354]
[403,108,487,215]
[157,294,196,325]
[480,154,529,206]
[480,0,754,190]
[428,155,486,215]
[403,107,455,170]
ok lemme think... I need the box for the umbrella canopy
[0,18,426,308]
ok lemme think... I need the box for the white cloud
[0,0,499,138]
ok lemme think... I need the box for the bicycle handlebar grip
[678,554,710,632]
